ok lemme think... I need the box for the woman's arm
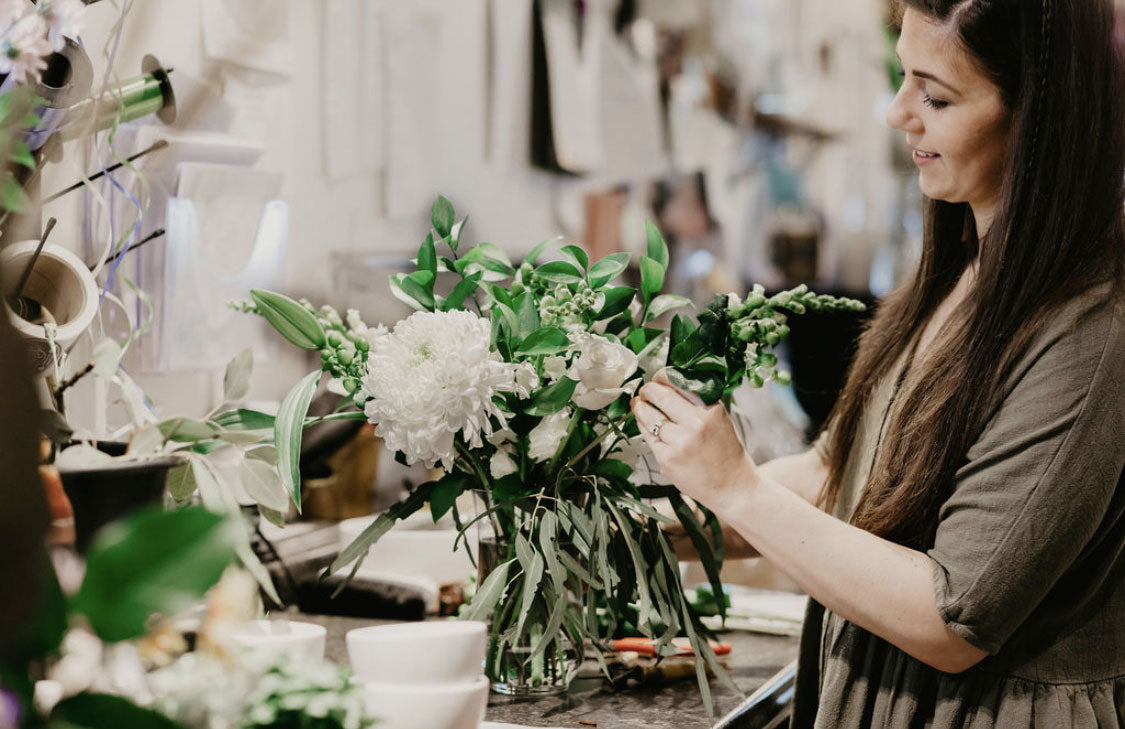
[671,447,829,560]
[634,375,989,675]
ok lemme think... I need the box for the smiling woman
[635,0,1125,727]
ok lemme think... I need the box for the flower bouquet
[241,196,863,702]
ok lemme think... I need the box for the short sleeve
[928,294,1125,655]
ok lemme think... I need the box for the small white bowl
[231,619,326,660]
[364,676,489,729]
[347,621,486,684]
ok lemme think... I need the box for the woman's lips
[913,149,940,165]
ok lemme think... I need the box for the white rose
[542,355,569,382]
[490,448,518,478]
[528,410,571,462]
[515,362,540,395]
[567,334,639,410]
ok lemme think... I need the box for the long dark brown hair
[822,0,1125,549]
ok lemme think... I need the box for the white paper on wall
[157,163,287,372]
[487,0,533,169]
[322,0,385,181]
[540,0,605,173]
[597,21,665,180]
[200,0,292,77]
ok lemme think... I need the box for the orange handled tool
[611,637,732,657]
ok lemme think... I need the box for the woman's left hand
[631,369,759,513]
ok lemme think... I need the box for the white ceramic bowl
[364,676,489,729]
[347,621,487,684]
[231,619,326,660]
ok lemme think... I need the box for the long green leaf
[330,484,434,573]
[526,377,577,416]
[536,260,583,283]
[588,253,630,288]
[72,507,237,643]
[645,220,669,270]
[462,558,514,622]
[515,327,570,356]
[639,256,665,302]
[669,492,726,622]
[276,369,322,512]
[222,347,253,402]
[431,195,455,239]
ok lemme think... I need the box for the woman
[633,0,1125,726]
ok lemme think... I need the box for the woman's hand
[631,369,759,514]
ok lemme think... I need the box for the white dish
[347,620,486,684]
[364,676,489,729]
[231,619,326,660]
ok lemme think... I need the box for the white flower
[528,410,571,462]
[39,0,83,51]
[638,335,670,378]
[603,433,650,470]
[361,310,522,471]
[567,334,639,410]
[542,355,569,382]
[515,361,539,394]
[0,7,49,84]
[490,448,518,479]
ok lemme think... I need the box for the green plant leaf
[222,347,253,402]
[441,271,483,311]
[0,175,30,213]
[670,329,704,368]
[595,286,635,320]
[430,472,468,522]
[645,294,692,321]
[417,232,437,277]
[249,289,326,350]
[330,483,434,573]
[526,377,577,416]
[158,418,215,443]
[515,327,570,356]
[514,290,540,339]
[431,195,455,240]
[667,367,724,406]
[639,256,665,301]
[213,409,276,431]
[590,458,633,482]
[396,270,436,311]
[645,220,669,270]
[588,253,630,288]
[9,139,33,169]
[463,241,513,267]
[72,507,237,643]
[24,553,67,658]
[450,215,468,252]
[52,693,186,729]
[127,425,164,457]
[560,244,589,271]
[536,260,583,284]
[389,274,428,312]
[462,558,514,622]
[239,457,289,513]
[275,369,322,512]
[165,461,197,501]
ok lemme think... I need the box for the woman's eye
[923,95,950,110]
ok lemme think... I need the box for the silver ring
[651,421,663,438]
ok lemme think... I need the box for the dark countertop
[292,611,799,729]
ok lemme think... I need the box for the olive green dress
[792,283,1125,728]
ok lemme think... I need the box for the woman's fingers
[653,367,706,407]
[632,398,685,447]
[637,381,700,424]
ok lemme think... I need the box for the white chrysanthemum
[0,8,49,84]
[361,310,523,470]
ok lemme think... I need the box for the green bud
[792,284,808,296]
[745,294,766,310]
[327,330,343,348]
[343,377,360,394]
[355,337,370,352]
[766,332,780,346]
[760,353,778,367]
[337,349,354,366]
[789,303,806,315]
[777,325,790,339]
[774,370,792,386]
[750,372,765,388]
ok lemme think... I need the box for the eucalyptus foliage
[246,196,864,707]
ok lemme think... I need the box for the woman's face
[886,9,1013,217]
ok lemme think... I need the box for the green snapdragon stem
[563,414,634,471]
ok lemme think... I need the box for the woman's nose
[885,86,920,134]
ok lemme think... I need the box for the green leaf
[239,457,289,513]
[492,472,530,503]
[165,462,197,501]
[462,558,514,622]
[222,347,253,402]
[590,458,633,482]
[514,291,540,339]
[450,216,468,252]
[246,445,278,466]
[417,232,437,277]
[250,289,326,350]
[515,327,570,356]
[10,139,33,169]
[395,271,436,311]
[442,271,483,312]
[588,253,630,288]
[52,693,186,729]
[645,220,669,270]
[330,484,434,573]
[670,329,704,368]
[527,377,577,416]
[560,244,589,271]
[431,195,455,240]
[127,425,164,457]
[667,367,724,406]
[0,176,30,213]
[455,256,513,278]
[72,507,237,642]
[595,286,635,320]
[213,409,276,431]
[536,260,583,284]
[430,472,468,522]
[25,553,67,658]
[463,241,513,267]
[389,274,428,312]
[639,256,665,301]
[645,294,692,321]
[523,237,559,266]
[158,418,215,443]
[275,369,321,512]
